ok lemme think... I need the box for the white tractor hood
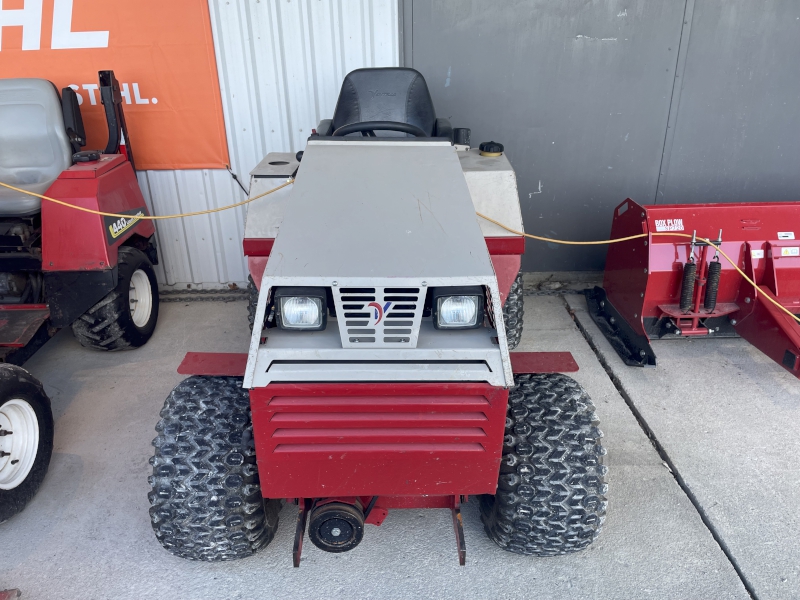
[264,139,495,281]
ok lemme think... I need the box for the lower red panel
[177,352,247,376]
[250,382,508,499]
[510,351,579,373]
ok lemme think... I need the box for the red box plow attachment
[587,198,800,379]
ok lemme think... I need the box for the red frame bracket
[177,351,580,377]
[177,352,247,376]
[510,351,578,373]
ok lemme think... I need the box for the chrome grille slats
[333,286,425,348]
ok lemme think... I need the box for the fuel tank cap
[479,141,504,157]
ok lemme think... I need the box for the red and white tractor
[0,71,159,523]
[149,68,607,564]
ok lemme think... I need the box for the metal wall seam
[141,0,398,288]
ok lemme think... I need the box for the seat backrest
[331,68,436,136]
[0,79,72,216]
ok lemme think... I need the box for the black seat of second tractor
[322,68,452,140]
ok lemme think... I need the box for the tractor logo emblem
[368,301,392,325]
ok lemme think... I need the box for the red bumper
[249,382,509,499]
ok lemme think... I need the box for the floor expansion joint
[563,296,759,600]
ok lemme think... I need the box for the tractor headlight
[439,296,478,326]
[274,287,327,331]
[281,297,321,326]
[431,286,484,330]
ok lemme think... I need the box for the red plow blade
[588,199,800,379]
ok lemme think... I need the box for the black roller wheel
[503,269,524,350]
[148,376,280,561]
[480,373,607,556]
[71,246,159,350]
[308,501,365,553]
[0,365,54,524]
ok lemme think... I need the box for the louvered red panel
[250,382,509,498]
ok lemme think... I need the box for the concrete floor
[567,296,800,600]
[1,292,792,599]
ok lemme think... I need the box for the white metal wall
[139,0,399,288]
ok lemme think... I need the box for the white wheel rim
[0,399,39,490]
[129,269,153,328]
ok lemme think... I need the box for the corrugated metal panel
[141,0,399,287]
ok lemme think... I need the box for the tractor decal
[654,218,684,232]
[104,208,146,244]
[368,301,392,325]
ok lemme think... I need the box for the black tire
[503,269,524,351]
[480,373,607,556]
[148,376,280,561]
[71,246,159,351]
[0,365,54,524]
[247,275,258,331]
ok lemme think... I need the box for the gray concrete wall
[404,0,800,271]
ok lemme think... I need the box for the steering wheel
[332,120,428,138]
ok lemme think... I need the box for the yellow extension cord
[476,211,800,325]
[0,178,295,220]
[0,178,798,325]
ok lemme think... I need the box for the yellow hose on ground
[0,178,797,325]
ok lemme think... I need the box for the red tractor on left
[0,71,159,523]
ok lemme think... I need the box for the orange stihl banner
[0,0,229,170]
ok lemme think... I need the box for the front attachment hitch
[451,495,466,566]
[293,498,312,568]
[291,495,468,566]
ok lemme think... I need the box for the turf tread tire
[480,373,607,556]
[503,270,524,351]
[0,365,54,524]
[247,275,258,331]
[148,376,279,561]
[71,246,159,351]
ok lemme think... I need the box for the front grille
[332,286,425,348]
[249,383,509,498]
[270,395,491,453]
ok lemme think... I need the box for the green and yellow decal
[104,208,146,245]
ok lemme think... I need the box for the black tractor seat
[316,67,453,141]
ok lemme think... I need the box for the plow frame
[588,198,800,378]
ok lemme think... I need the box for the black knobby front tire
[71,246,159,351]
[247,275,258,331]
[503,269,524,350]
[0,365,54,524]
[148,376,280,561]
[480,373,607,556]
